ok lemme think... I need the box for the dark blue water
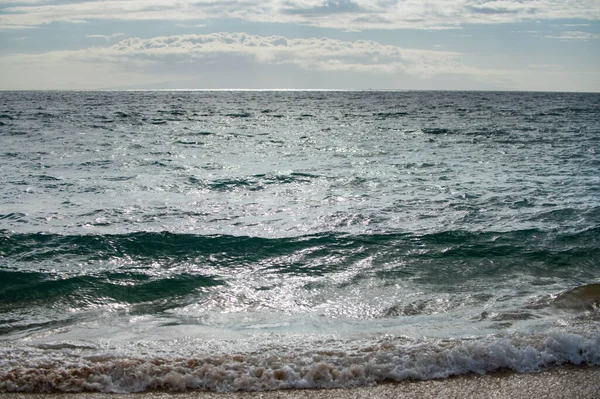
[1,90,599,392]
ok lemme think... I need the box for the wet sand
[1,366,598,399]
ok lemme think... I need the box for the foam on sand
[0,366,598,399]
[1,331,599,393]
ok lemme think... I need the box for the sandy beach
[1,366,598,399]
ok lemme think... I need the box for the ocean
[0,90,599,393]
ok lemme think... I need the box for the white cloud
[545,30,600,40]
[0,32,511,89]
[86,32,125,42]
[0,0,599,30]
[1,31,598,91]
[73,32,468,77]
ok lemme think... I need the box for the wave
[2,227,598,271]
[187,172,321,191]
[1,228,597,316]
[0,332,598,393]
[0,270,222,305]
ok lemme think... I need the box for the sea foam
[1,331,598,393]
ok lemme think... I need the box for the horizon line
[1,88,599,94]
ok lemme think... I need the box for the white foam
[1,331,599,393]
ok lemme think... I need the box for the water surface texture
[1,91,599,392]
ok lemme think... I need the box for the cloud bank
[1,0,599,30]
[1,32,512,89]
[86,32,465,76]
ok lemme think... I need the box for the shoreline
[1,365,599,399]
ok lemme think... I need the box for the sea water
[0,90,599,392]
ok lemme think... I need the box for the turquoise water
[0,91,599,392]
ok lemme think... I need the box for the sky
[0,0,599,91]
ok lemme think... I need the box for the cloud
[527,64,563,69]
[545,30,600,40]
[79,32,468,77]
[464,0,557,16]
[2,31,598,91]
[282,0,367,16]
[0,0,599,30]
[86,32,125,42]
[0,32,494,89]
